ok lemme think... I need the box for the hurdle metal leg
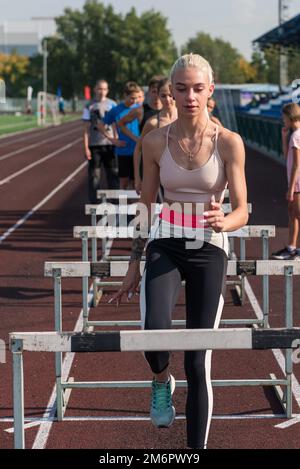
[11,338,25,449]
[270,265,294,417]
[101,195,107,259]
[54,269,64,420]
[81,234,89,331]
[91,210,98,308]
[262,230,270,328]
[284,265,293,418]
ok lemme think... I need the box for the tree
[250,50,268,83]
[110,8,177,91]
[44,0,177,98]
[0,52,29,97]
[182,32,252,84]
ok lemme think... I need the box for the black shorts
[118,155,134,179]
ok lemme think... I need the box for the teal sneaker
[150,374,176,428]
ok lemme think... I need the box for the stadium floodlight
[43,39,48,95]
[279,0,290,89]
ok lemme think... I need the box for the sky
[1,0,300,59]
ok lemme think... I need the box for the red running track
[0,121,300,449]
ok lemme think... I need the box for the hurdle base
[92,286,103,308]
[86,319,265,328]
[58,378,288,389]
[57,377,74,420]
[270,372,288,416]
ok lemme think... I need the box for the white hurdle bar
[44,259,296,423]
[96,189,230,201]
[74,226,275,325]
[10,327,300,449]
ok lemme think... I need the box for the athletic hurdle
[44,259,298,423]
[90,189,251,304]
[73,224,275,327]
[10,326,300,449]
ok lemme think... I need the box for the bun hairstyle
[170,53,214,85]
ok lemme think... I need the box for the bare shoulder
[142,116,159,134]
[217,127,245,163]
[142,125,169,163]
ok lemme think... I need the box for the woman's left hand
[204,197,226,233]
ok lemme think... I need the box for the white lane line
[31,237,114,448]
[0,159,87,244]
[0,137,82,186]
[31,286,93,448]
[0,126,80,162]
[5,421,42,433]
[276,416,300,429]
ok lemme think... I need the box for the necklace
[177,118,209,161]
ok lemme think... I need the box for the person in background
[115,76,163,185]
[101,81,141,190]
[207,97,222,127]
[272,103,300,260]
[82,79,119,203]
[118,77,177,194]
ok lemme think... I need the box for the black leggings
[140,238,228,449]
[88,146,119,203]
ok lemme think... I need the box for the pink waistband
[159,207,209,228]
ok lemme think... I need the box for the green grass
[0,113,80,136]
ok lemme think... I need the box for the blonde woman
[111,54,248,449]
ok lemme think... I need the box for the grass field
[0,113,80,136]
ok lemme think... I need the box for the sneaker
[271,247,296,260]
[150,374,176,428]
[293,249,300,261]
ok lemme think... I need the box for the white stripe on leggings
[203,293,225,448]
[140,269,146,330]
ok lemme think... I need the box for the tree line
[1,0,300,98]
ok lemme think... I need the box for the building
[0,17,56,56]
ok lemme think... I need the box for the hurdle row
[10,326,300,449]
[82,189,258,317]
[73,224,275,328]
[93,190,250,302]
[82,191,267,311]
[44,259,298,423]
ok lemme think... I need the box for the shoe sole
[271,256,293,260]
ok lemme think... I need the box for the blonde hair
[170,53,214,85]
[282,103,300,122]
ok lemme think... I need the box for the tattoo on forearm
[130,236,147,262]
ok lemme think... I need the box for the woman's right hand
[108,261,141,306]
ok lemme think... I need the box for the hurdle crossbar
[96,189,230,200]
[9,327,300,449]
[10,328,300,353]
[44,260,300,278]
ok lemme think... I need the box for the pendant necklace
[177,118,209,161]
